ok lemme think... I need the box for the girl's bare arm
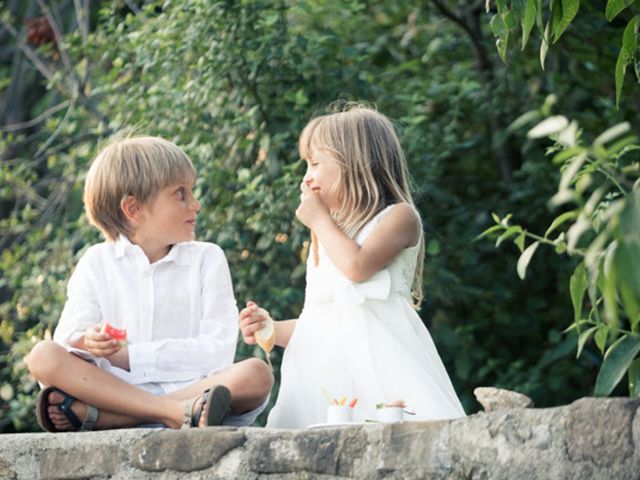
[298,192,420,282]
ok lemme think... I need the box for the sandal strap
[57,394,82,430]
[57,392,99,431]
[80,405,99,431]
[181,397,200,429]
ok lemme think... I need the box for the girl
[239,105,465,428]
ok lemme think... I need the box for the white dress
[267,205,465,428]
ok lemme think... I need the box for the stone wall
[0,397,638,479]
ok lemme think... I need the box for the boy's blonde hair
[83,135,196,242]
[299,103,425,307]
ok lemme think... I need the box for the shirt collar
[114,234,193,266]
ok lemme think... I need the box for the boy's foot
[186,385,231,428]
[36,387,98,432]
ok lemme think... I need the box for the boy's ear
[120,195,145,224]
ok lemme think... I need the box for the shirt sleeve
[53,248,103,348]
[126,244,239,384]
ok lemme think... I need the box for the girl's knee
[26,340,65,380]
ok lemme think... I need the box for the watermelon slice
[101,322,127,347]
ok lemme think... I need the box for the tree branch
[36,0,73,73]
[72,0,89,43]
[428,0,513,182]
[0,100,70,132]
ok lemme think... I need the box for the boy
[27,135,273,431]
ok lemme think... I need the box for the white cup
[377,407,404,423]
[327,405,353,424]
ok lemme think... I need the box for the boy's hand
[239,301,270,345]
[296,182,330,230]
[83,323,121,357]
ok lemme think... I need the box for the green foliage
[488,0,639,105]
[481,104,640,396]
[615,15,639,107]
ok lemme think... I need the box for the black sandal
[35,386,99,432]
[183,385,231,428]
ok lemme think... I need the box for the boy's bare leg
[44,358,272,430]
[165,358,274,414]
[44,389,139,431]
[27,340,187,429]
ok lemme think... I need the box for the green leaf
[508,110,542,132]
[500,213,513,226]
[615,16,639,108]
[535,0,543,30]
[566,217,591,252]
[570,263,588,323]
[552,146,586,164]
[545,211,577,238]
[629,358,640,397]
[563,319,591,334]
[475,224,504,240]
[594,325,609,354]
[577,326,597,358]
[549,190,575,208]
[614,239,640,301]
[594,334,640,396]
[496,225,523,246]
[521,0,536,49]
[608,135,640,155]
[490,14,509,64]
[551,0,580,43]
[555,240,567,253]
[593,122,631,146]
[517,241,540,279]
[605,0,637,22]
[503,10,518,29]
[557,120,578,147]
[527,115,569,138]
[540,20,551,69]
[602,244,619,326]
[512,0,526,19]
[559,151,587,190]
[619,282,640,332]
[515,232,526,252]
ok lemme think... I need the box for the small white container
[327,405,353,424]
[376,407,404,423]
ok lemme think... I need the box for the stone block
[248,426,368,476]
[376,421,451,477]
[474,387,534,411]
[563,397,639,468]
[39,445,125,480]
[131,427,246,472]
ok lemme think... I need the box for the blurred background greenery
[0,0,638,432]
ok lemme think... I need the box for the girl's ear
[120,195,145,224]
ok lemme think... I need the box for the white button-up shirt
[53,235,239,394]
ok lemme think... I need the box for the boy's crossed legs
[27,340,273,431]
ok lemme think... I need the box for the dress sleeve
[127,245,239,384]
[53,249,103,348]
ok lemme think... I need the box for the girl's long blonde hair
[299,103,425,307]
